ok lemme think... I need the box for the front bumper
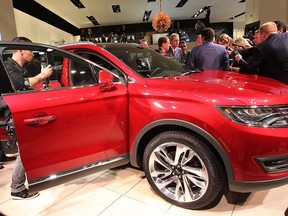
[229,175,288,192]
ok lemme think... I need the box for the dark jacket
[238,33,288,84]
[4,58,29,91]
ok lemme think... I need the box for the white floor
[0,160,287,216]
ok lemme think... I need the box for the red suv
[1,42,288,209]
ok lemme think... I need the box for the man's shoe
[0,155,16,162]
[11,189,39,200]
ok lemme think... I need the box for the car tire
[143,131,225,209]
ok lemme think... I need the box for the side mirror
[98,70,115,91]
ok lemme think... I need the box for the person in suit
[235,21,288,84]
[167,33,182,61]
[155,37,171,57]
[188,28,230,70]
[179,41,190,64]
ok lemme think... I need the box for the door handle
[24,115,56,126]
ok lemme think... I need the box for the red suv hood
[145,70,288,106]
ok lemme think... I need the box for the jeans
[10,155,26,193]
[0,144,4,159]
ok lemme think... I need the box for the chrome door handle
[24,115,56,126]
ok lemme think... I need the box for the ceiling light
[191,6,210,18]
[142,10,152,21]
[87,16,100,25]
[230,12,245,19]
[70,0,85,9]
[112,5,121,13]
[176,0,188,8]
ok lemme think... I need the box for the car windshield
[99,44,199,78]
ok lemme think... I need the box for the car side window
[69,59,98,86]
[0,47,65,90]
[75,52,124,84]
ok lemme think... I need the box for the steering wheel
[150,67,161,77]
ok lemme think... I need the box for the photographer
[4,36,52,200]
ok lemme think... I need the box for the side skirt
[28,154,130,193]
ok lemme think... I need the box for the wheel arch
[129,118,234,180]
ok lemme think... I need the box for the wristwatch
[23,78,31,90]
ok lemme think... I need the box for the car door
[0,42,129,187]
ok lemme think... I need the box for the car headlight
[216,106,288,127]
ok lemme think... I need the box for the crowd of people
[150,20,288,85]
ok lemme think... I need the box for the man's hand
[28,65,53,88]
[234,54,242,62]
[41,65,53,80]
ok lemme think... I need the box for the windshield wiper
[181,69,203,76]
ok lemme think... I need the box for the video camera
[40,52,50,89]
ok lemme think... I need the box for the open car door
[0,42,129,191]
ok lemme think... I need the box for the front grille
[256,155,288,173]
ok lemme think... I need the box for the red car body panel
[125,76,288,181]
[2,84,128,180]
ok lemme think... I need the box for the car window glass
[100,45,191,78]
[69,59,98,86]
[75,51,124,84]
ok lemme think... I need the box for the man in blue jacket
[188,28,230,70]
